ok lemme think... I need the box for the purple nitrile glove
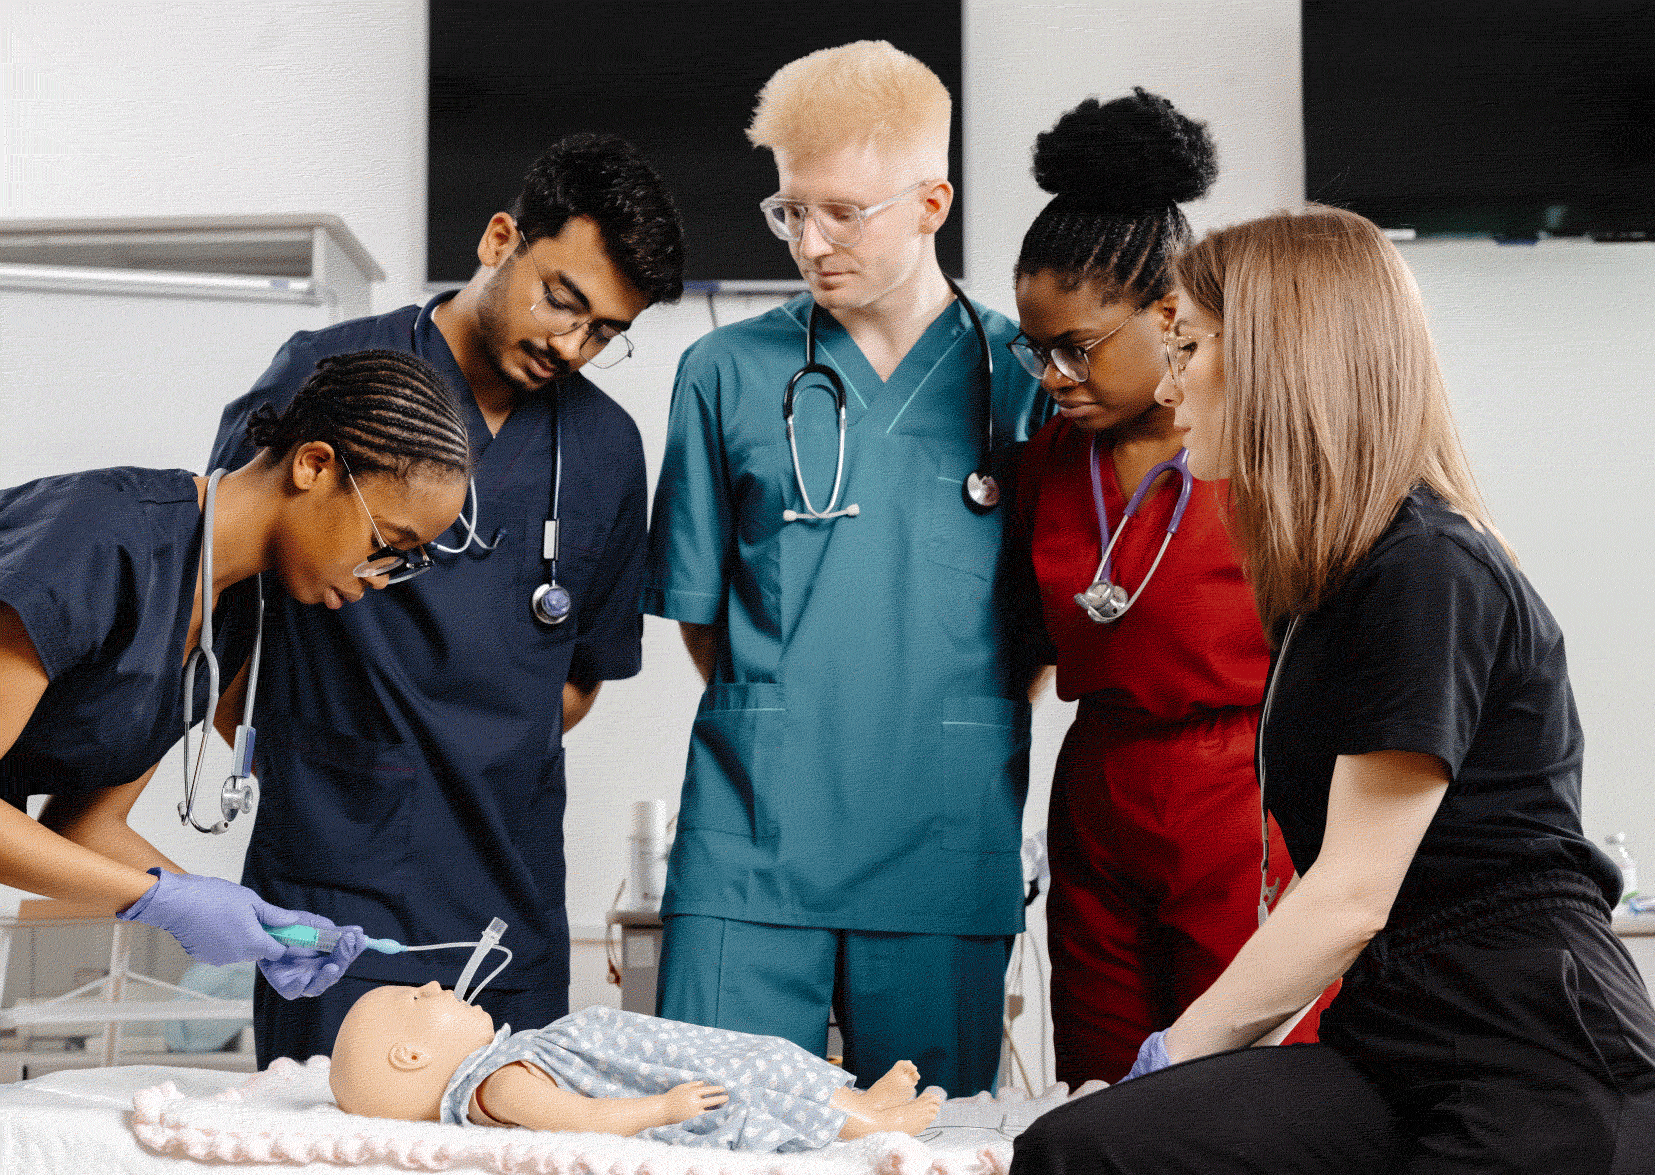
[120,868,296,966]
[118,868,360,997]
[1120,1029,1172,1082]
[258,919,368,1000]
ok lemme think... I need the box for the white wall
[5,0,1652,1091]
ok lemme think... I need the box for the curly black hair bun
[1032,88,1217,213]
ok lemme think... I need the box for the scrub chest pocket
[255,729,418,885]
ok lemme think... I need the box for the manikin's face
[474,213,650,395]
[1014,271,1175,434]
[275,457,466,611]
[772,140,948,317]
[1155,288,1228,479]
[330,982,498,1119]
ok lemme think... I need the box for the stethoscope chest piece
[1074,580,1131,623]
[221,775,256,822]
[964,471,1001,511]
[532,580,572,626]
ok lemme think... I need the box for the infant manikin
[329,983,941,1152]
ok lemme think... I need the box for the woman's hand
[118,868,363,999]
[660,1081,728,1123]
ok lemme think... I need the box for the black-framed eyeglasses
[513,229,634,369]
[758,180,929,249]
[1163,329,1222,389]
[340,456,432,584]
[1007,304,1149,383]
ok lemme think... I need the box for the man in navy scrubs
[210,134,685,1065]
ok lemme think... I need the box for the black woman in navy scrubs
[0,350,469,999]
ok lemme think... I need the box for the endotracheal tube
[263,916,512,1003]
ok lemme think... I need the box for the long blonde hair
[1173,206,1506,638]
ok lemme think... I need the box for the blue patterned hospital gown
[440,1007,853,1151]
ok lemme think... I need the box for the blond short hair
[746,40,951,172]
[1173,205,1507,638]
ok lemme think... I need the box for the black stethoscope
[426,395,570,628]
[782,273,1000,522]
[414,299,568,628]
[530,401,571,626]
[1073,437,1193,623]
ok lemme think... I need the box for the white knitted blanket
[130,1057,1101,1173]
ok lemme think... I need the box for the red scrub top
[1016,417,1269,715]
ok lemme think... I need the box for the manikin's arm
[1162,749,1449,1061]
[473,1061,727,1133]
[678,622,719,686]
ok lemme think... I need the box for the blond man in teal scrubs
[643,41,1041,1096]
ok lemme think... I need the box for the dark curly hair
[511,133,686,307]
[1016,88,1217,302]
[246,350,471,481]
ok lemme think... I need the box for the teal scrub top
[643,294,1041,936]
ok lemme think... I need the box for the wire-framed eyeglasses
[1163,328,1222,390]
[341,456,433,584]
[514,231,633,369]
[759,180,929,249]
[1007,303,1149,383]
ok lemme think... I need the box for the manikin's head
[330,982,497,1121]
[748,40,954,316]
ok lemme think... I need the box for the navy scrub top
[209,293,648,993]
[0,467,255,807]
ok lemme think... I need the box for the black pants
[1011,871,1655,1174]
[253,973,565,1068]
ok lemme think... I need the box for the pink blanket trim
[130,1056,1098,1174]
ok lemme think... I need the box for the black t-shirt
[1262,486,1621,921]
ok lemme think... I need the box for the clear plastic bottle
[1605,832,1638,908]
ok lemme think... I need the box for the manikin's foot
[859,1060,920,1109]
[831,1064,941,1140]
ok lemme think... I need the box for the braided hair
[245,349,471,480]
[1015,89,1217,303]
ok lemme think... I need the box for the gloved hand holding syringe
[261,916,512,1003]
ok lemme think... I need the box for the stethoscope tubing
[180,469,264,835]
[1078,440,1193,623]
[781,274,997,524]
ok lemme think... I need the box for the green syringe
[262,923,403,954]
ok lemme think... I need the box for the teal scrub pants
[657,914,1013,1097]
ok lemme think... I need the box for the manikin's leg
[830,1062,941,1138]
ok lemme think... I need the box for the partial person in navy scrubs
[0,350,469,1000]
[211,134,686,1066]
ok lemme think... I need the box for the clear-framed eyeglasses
[1007,303,1149,383]
[1163,328,1222,390]
[759,180,930,249]
[340,455,433,584]
[514,231,633,369]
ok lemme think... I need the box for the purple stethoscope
[1073,437,1194,623]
